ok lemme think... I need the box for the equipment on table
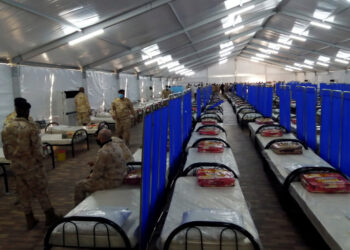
[198,141,225,153]
[197,168,235,187]
[270,141,303,154]
[301,173,350,193]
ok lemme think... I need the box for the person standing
[3,98,33,128]
[161,86,171,99]
[74,129,127,205]
[111,89,136,146]
[1,101,61,230]
[74,87,91,125]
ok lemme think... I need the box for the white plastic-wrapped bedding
[289,182,350,250]
[291,123,297,133]
[159,177,260,250]
[40,134,72,145]
[184,148,240,177]
[90,116,115,124]
[49,187,140,248]
[186,132,227,150]
[46,125,96,135]
[0,148,10,164]
[238,112,262,121]
[194,123,224,131]
[262,149,332,184]
[201,113,223,121]
[255,133,296,150]
[247,122,276,137]
[95,112,113,118]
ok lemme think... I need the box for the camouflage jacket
[90,141,127,182]
[3,112,33,128]
[112,136,134,163]
[75,92,91,113]
[162,89,171,99]
[111,98,135,121]
[1,117,43,175]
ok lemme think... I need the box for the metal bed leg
[72,143,75,158]
[1,165,9,193]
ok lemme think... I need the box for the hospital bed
[186,127,227,151]
[45,122,107,136]
[236,108,262,127]
[159,177,261,250]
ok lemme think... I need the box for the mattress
[289,182,350,250]
[238,112,262,121]
[95,112,112,118]
[41,134,72,145]
[90,116,115,124]
[0,148,10,164]
[47,125,96,135]
[49,186,140,248]
[159,177,260,250]
[186,132,227,150]
[255,133,296,151]
[194,123,224,131]
[184,148,240,177]
[262,148,332,185]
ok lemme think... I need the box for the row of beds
[43,95,262,250]
[227,92,350,250]
[0,100,156,193]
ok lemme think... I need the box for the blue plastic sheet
[319,90,332,161]
[141,113,152,248]
[305,87,317,151]
[266,86,273,117]
[340,92,350,176]
[159,106,168,199]
[295,86,305,141]
[196,88,201,119]
[329,91,343,168]
[150,110,160,222]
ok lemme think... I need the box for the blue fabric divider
[340,92,350,176]
[319,90,332,161]
[280,86,291,132]
[183,92,192,142]
[266,86,273,117]
[295,86,305,141]
[150,110,160,223]
[329,91,343,168]
[207,100,224,110]
[140,113,152,249]
[196,88,201,119]
[169,97,182,179]
[159,106,168,199]
[305,87,317,151]
[248,85,254,105]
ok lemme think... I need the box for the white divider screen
[120,73,140,102]
[0,64,14,146]
[86,71,119,111]
[140,76,152,102]
[19,65,82,122]
[152,78,162,98]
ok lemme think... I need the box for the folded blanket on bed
[270,142,302,154]
[301,173,350,193]
[197,169,235,187]
[199,128,220,136]
[198,141,225,153]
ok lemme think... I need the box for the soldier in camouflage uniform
[161,86,172,99]
[74,129,127,205]
[3,98,33,128]
[111,89,136,146]
[112,136,134,163]
[1,101,61,230]
[74,87,91,125]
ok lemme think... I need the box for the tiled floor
[0,123,143,250]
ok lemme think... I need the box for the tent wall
[119,73,140,103]
[152,78,163,98]
[0,64,14,146]
[140,76,152,102]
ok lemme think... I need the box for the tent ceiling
[0,0,350,77]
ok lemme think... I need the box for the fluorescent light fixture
[167,61,180,69]
[224,0,251,10]
[285,68,294,71]
[310,21,331,29]
[302,64,313,69]
[219,59,228,64]
[286,65,302,71]
[336,50,350,60]
[294,63,303,67]
[225,25,245,35]
[170,65,184,72]
[160,61,174,69]
[220,41,234,49]
[289,35,306,42]
[318,56,330,62]
[233,5,255,15]
[268,43,280,51]
[176,68,188,74]
[157,55,172,65]
[144,58,159,65]
[69,29,104,45]
[259,48,278,55]
[313,9,334,22]
[221,14,242,29]
[220,46,235,54]
[304,59,314,65]
[220,51,232,57]
[335,58,349,64]
[278,44,291,49]
[316,62,329,67]
[278,35,293,45]
[256,53,270,58]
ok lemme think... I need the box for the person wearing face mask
[1,100,61,230]
[110,89,136,146]
[74,129,127,205]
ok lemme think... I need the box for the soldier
[1,101,61,230]
[112,136,134,163]
[111,89,135,146]
[161,86,171,99]
[74,87,91,126]
[74,129,127,205]
[3,97,33,128]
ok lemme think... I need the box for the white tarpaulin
[0,64,13,146]
[19,65,82,122]
[152,78,162,98]
[140,76,152,102]
[86,71,119,112]
[120,73,140,102]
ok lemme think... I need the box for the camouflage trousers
[16,167,52,214]
[74,178,123,205]
[116,119,132,146]
[77,112,91,126]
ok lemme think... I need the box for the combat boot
[44,208,62,227]
[25,212,38,230]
